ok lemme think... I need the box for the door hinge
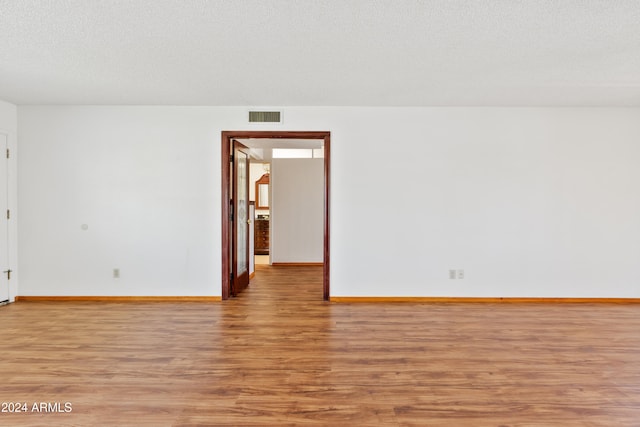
[5,149,8,159]
[230,272,234,281]
[6,210,9,220]
[230,154,234,162]
[229,205,234,221]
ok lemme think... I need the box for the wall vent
[248,111,282,123]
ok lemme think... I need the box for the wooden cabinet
[254,219,269,255]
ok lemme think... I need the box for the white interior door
[0,133,9,303]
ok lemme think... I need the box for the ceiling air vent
[248,110,282,123]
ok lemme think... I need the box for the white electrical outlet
[457,269,464,279]
[449,270,457,279]
[113,268,120,279]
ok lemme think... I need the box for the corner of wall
[0,99,18,302]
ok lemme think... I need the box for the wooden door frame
[231,140,251,296]
[221,131,331,301]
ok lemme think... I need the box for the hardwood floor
[1,265,640,426]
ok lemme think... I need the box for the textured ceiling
[1,0,639,106]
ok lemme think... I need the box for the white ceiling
[1,0,639,106]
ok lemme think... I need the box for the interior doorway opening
[221,131,330,301]
[0,132,9,304]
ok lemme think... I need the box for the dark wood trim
[223,131,331,140]
[221,135,231,300]
[15,296,221,302]
[323,134,330,301]
[231,140,251,296]
[330,297,640,303]
[221,131,331,301]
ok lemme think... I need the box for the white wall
[17,106,640,298]
[18,106,227,296]
[0,100,18,301]
[271,158,324,263]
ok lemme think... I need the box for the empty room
[1,1,640,426]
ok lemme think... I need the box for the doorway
[0,132,9,304]
[221,131,330,301]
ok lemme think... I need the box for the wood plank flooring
[1,265,640,426]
